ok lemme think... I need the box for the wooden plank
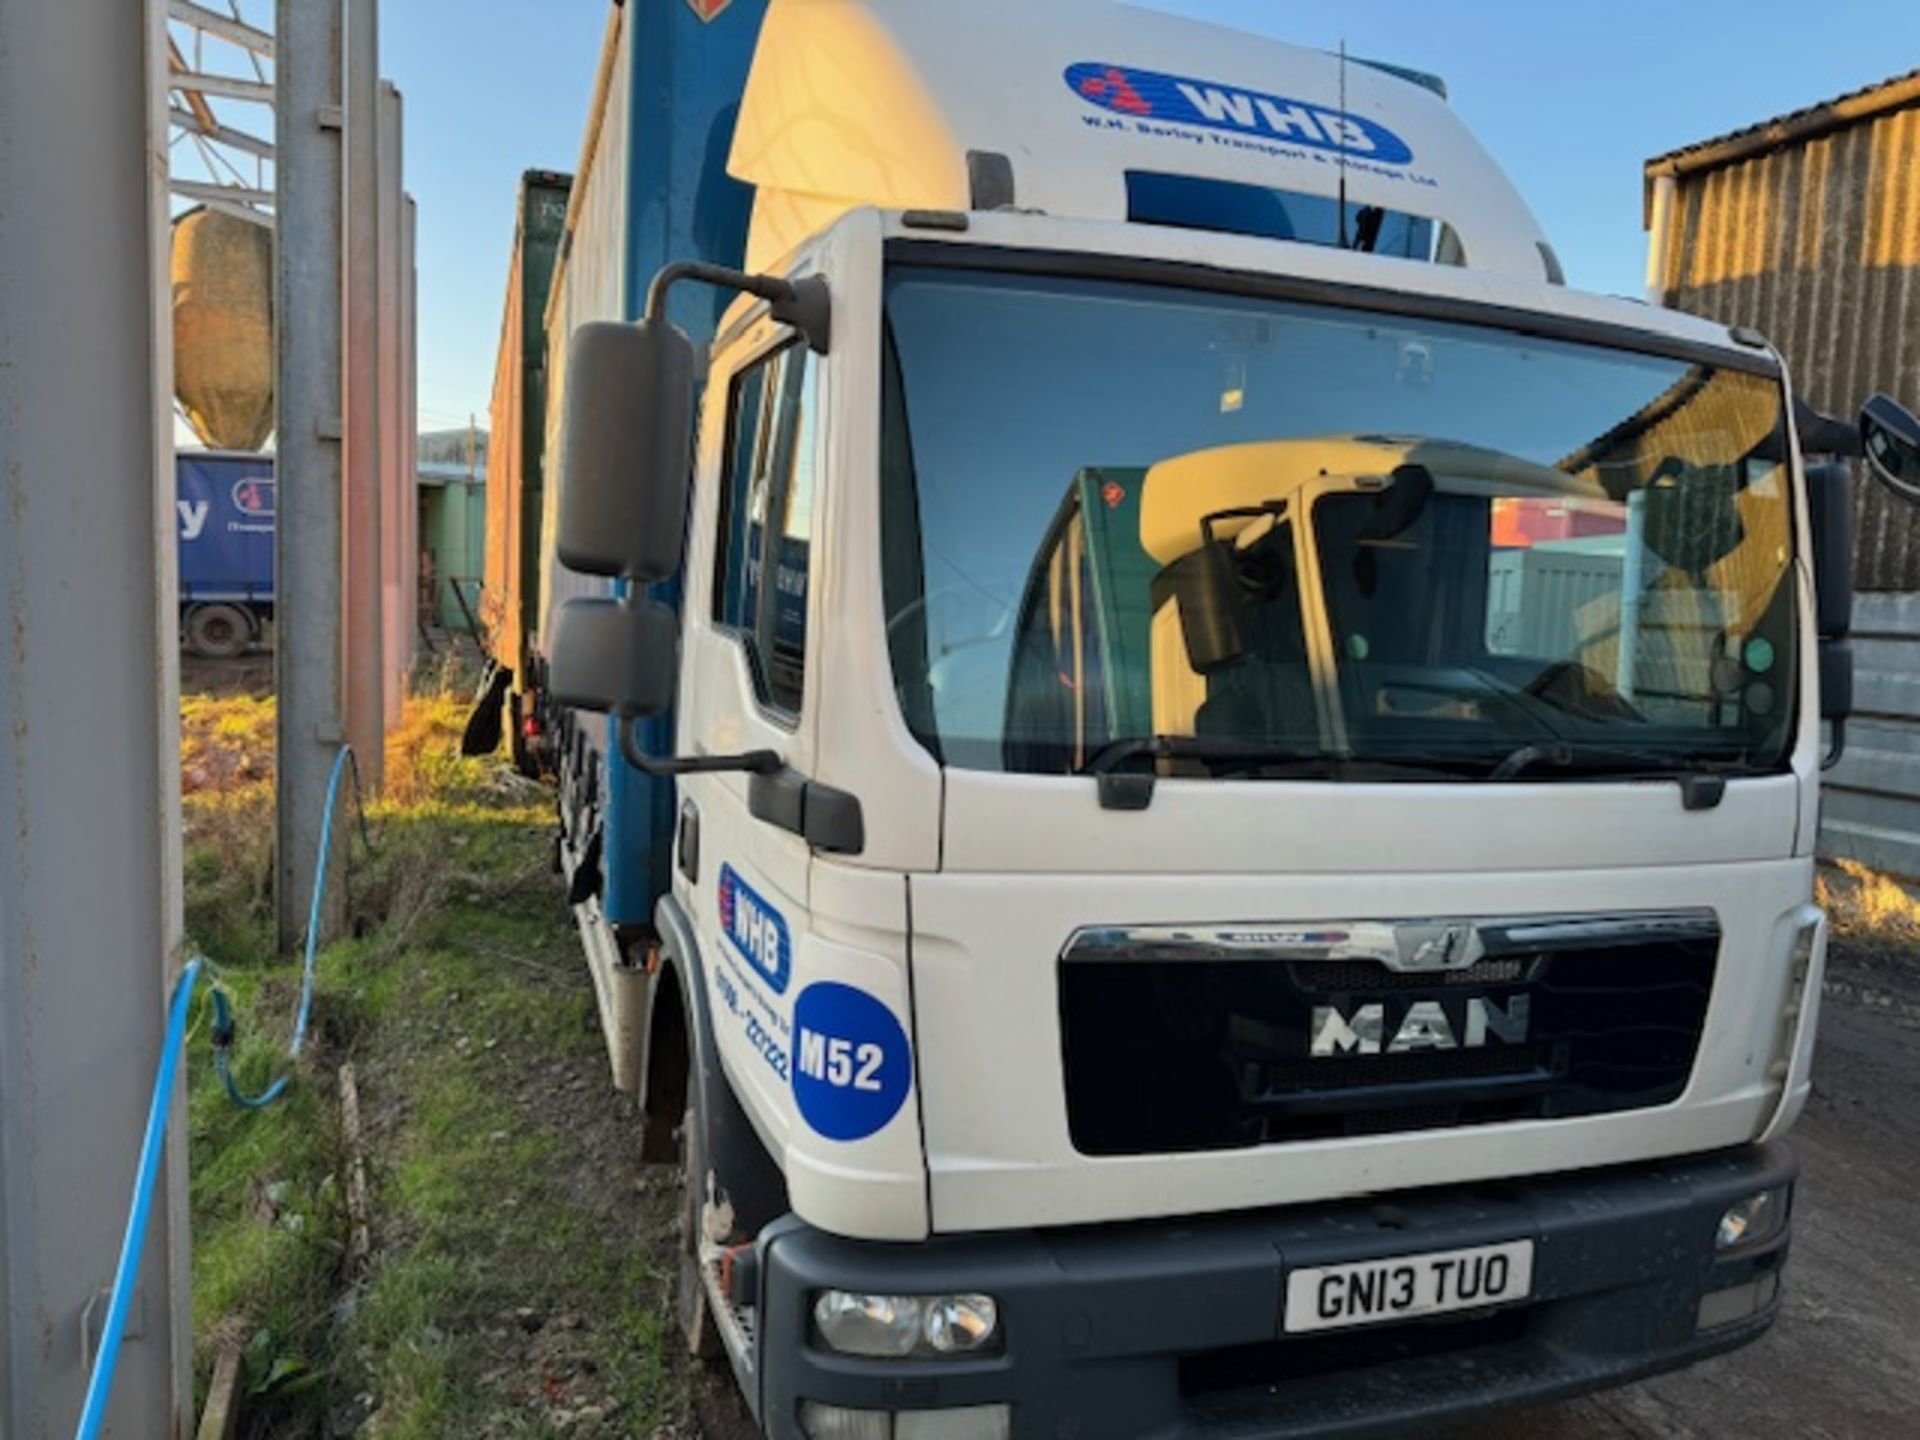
[194,1342,244,1440]
[339,1062,373,1274]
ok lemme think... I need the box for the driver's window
[712,342,818,717]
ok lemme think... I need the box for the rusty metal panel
[1655,91,1920,591]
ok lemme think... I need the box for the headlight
[812,1290,1002,1359]
[1716,1187,1789,1250]
[812,1292,925,1358]
[923,1294,999,1355]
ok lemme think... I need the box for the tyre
[185,603,251,659]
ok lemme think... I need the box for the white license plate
[1284,1239,1535,1334]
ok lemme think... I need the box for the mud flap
[461,662,512,756]
[567,827,605,906]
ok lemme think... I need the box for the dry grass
[1818,858,1920,960]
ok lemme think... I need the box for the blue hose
[216,745,358,1107]
[73,956,204,1440]
[78,744,363,1435]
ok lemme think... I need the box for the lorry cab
[529,2,1920,1436]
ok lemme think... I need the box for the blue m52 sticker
[1066,62,1416,167]
[792,982,913,1142]
[718,864,791,995]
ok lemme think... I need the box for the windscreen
[880,267,1796,780]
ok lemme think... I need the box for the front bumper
[753,1142,1796,1440]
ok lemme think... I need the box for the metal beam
[173,189,273,229]
[166,38,218,128]
[1,0,191,1431]
[168,105,275,161]
[170,177,272,208]
[167,0,275,59]
[404,192,420,660]
[169,69,274,105]
[342,0,384,790]
[377,81,407,729]
[275,0,347,952]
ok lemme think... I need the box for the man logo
[1310,996,1531,1056]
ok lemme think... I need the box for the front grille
[1059,921,1717,1155]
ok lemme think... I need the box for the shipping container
[482,169,572,756]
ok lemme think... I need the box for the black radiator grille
[1060,924,1718,1155]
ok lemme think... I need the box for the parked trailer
[483,3,1920,1437]
[474,169,572,772]
[177,449,273,658]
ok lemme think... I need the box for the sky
[374,0,1920,435]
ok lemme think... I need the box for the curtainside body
[177,449,274,659]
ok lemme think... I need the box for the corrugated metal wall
[1655,94,1920,590]
[1824,593,1920,875]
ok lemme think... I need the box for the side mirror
[1806,463,1856,769]
[1166,541,1246,674]
[1821,640,1854,724]
[1821,638,1854,770]
[1860,392,1920,503]
[1806,462,1855,640]
[547,596,679,719]
[557,320,698,580]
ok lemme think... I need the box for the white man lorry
[482,2,1920,1436]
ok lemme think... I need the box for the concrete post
[0,0,191,1431]
[275,0,349,953]
[343,0,385,788]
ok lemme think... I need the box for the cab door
[674,305,825,1153]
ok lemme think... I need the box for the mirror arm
[645,261,831,354]
[615,714,782,779]
[1823,717,1848,772]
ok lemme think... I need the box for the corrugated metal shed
[1646,71,1920,591]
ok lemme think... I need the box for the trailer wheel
[185,603,251,659]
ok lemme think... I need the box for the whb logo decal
[718,865,791,995]
[1065,62,1415,167]
[792,983,912,1142]
[686,0,732,22]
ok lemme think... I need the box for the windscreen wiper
[1489,741,1754,810]
[1079,736,1335,811]
[1077,737,1473,810]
